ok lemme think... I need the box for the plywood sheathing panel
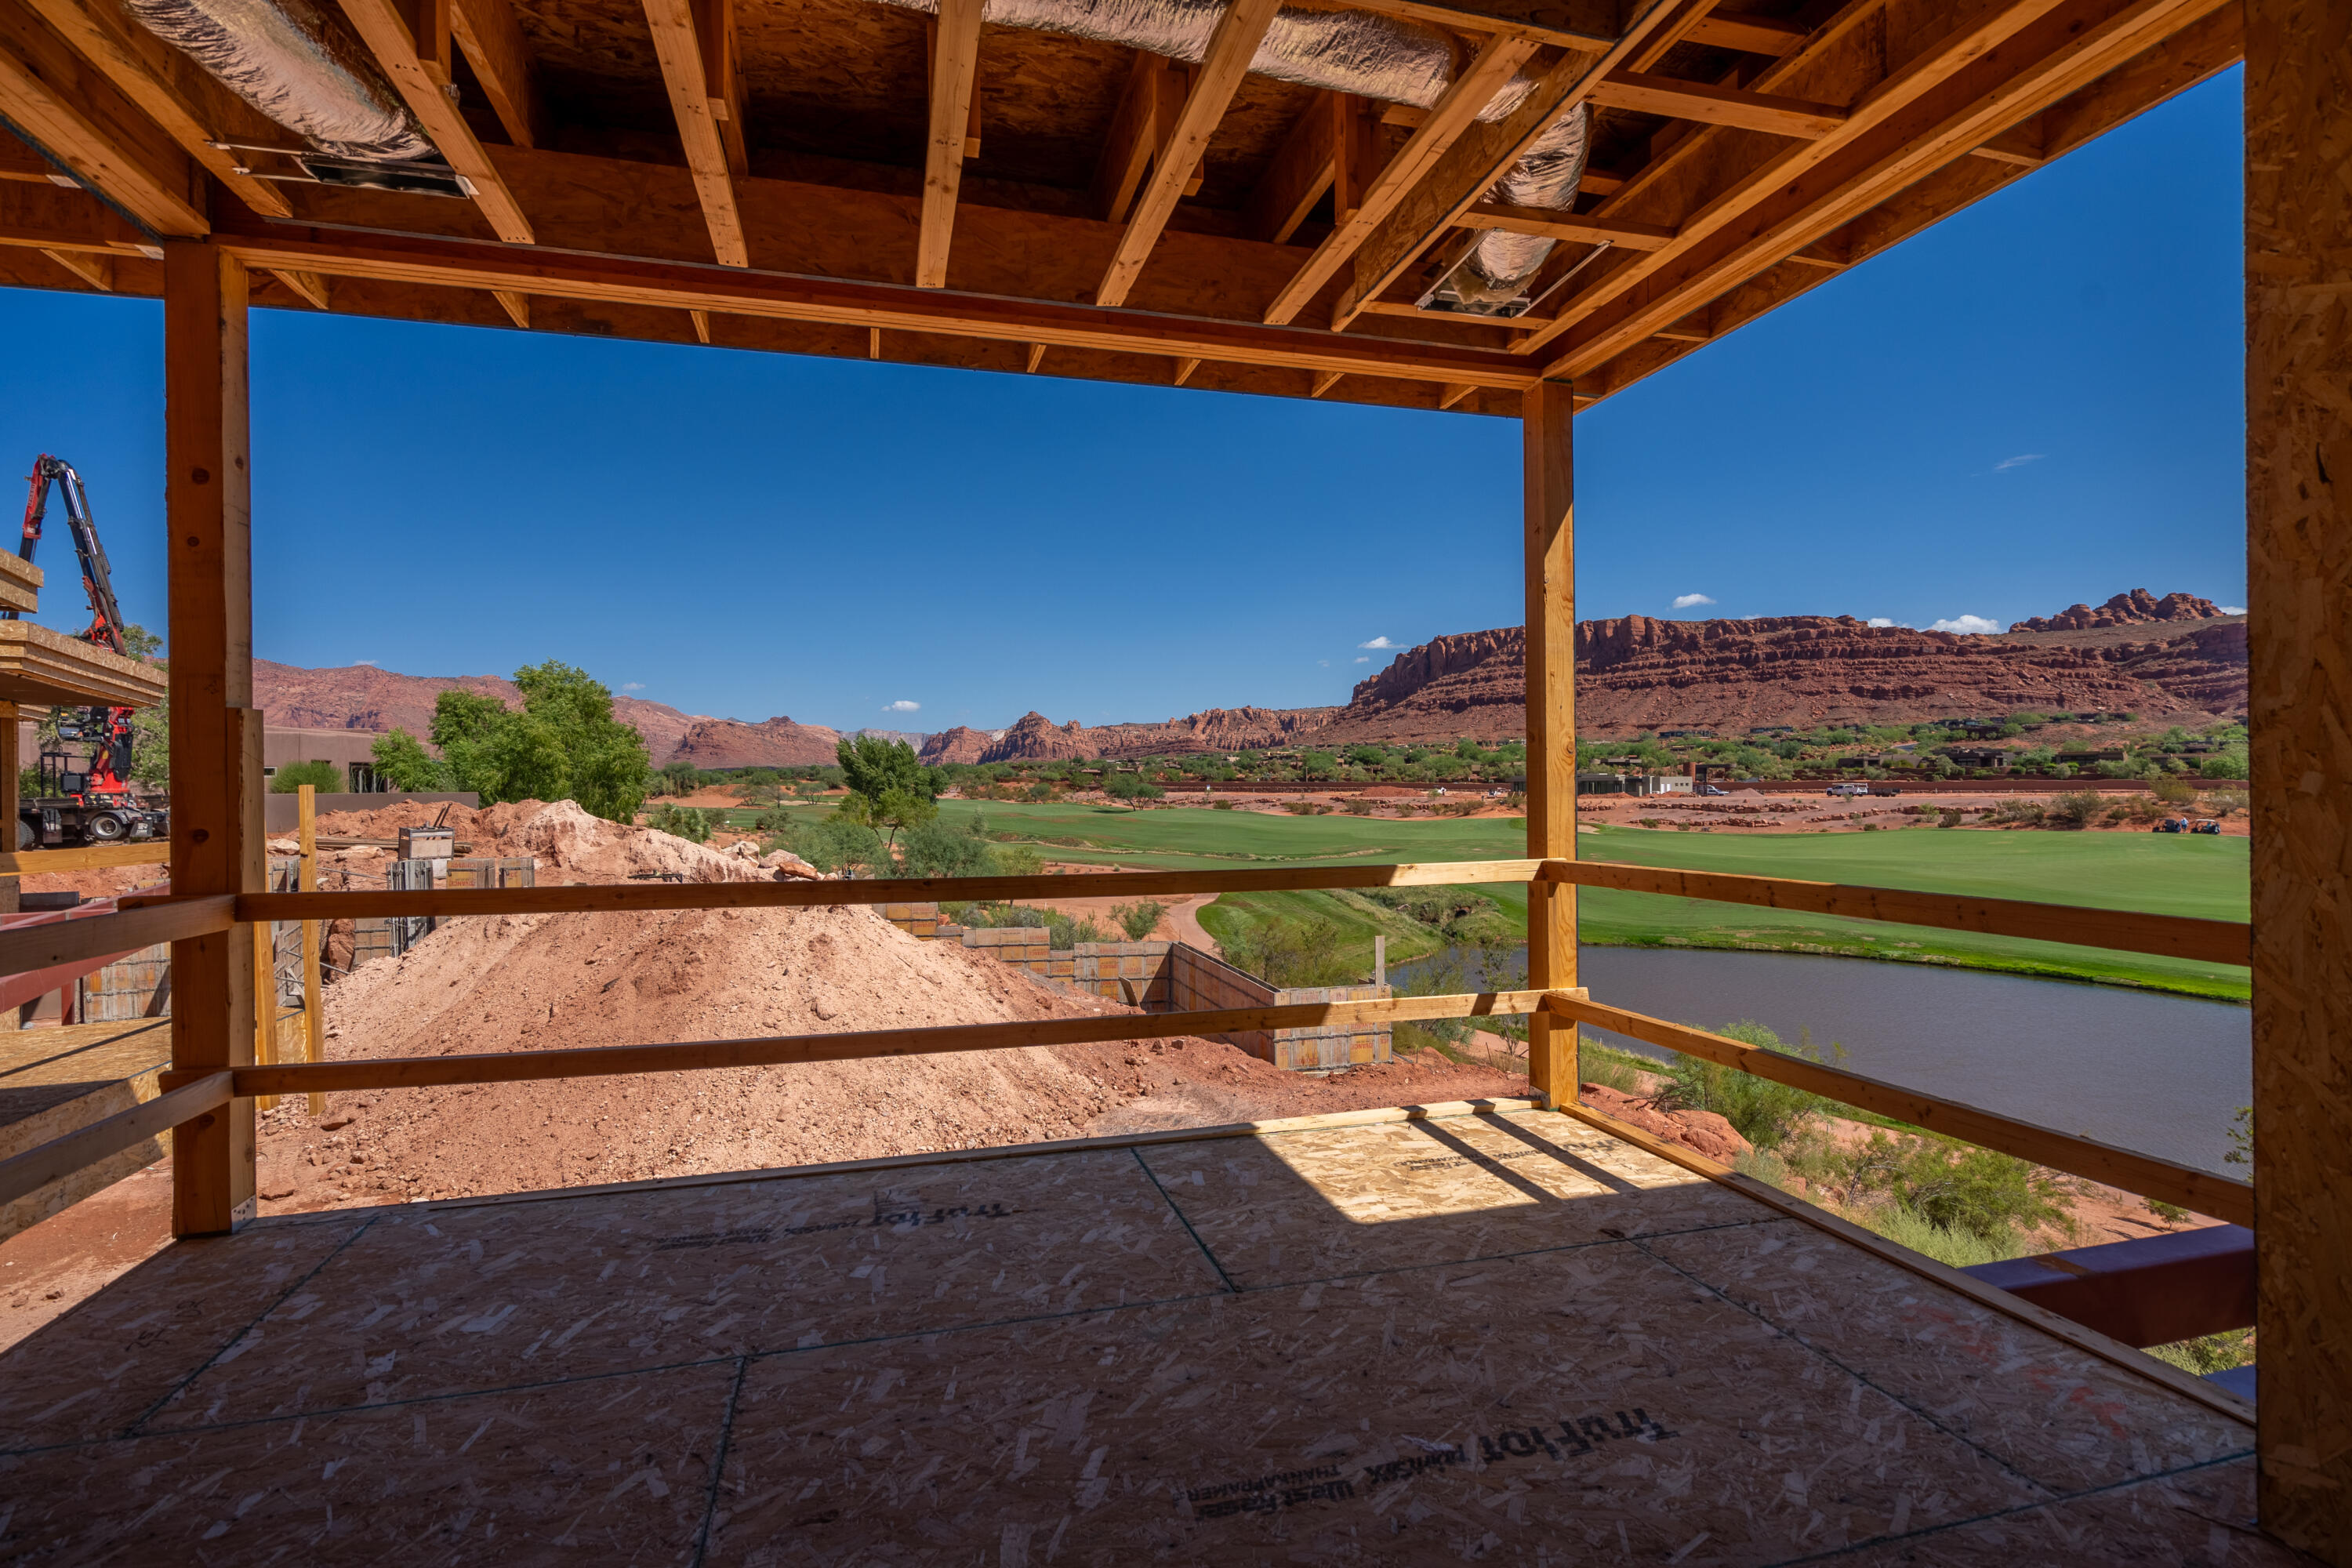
[140,1148,1225,1429]
[0,1214,366,1449]
[0,622,165,710]
[1139,1108,1761,1287]
[0,1109,2278,1559]
[0,1017,173,1243]
[1641,1220,2257,1497]
[0,1360,736,1560]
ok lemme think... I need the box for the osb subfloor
[0,1018,172,1149]
[0,1105,2295,1565]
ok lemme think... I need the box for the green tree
[371,728,452,790]
[836,735,938,851]
[416,664,652,822]
[269,759,341,794]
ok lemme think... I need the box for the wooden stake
[1522,378,1575,1105]
[162,240,258,1237]
[252,900,274,1112]
[299,782,324,1119]
[2247,0,2352,1552]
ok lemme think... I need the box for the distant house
[1944,747,2012,770]
[2056,748,2127,764]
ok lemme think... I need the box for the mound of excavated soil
[259,801,1530,1213]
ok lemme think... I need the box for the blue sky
[0,68,2242,733]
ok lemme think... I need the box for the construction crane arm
[15,455,128,655]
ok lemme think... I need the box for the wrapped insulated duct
[870,0,1587,311]
[123,0,434,163]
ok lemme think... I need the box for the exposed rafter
[451,0,546,149]
[0,2,204,235]
[270,267,329,308]
[339,0,534,243]
[1457,203,1679,249]
[41,245,109,289]
[19,0,292,218]
[1095,0,1282,310]
[492,288,528,328]
[1261,31,1539,326]
[1243,90,1343,244]
[916,0,984,288]
[641,0,747,265]
[1584,71,1850,137]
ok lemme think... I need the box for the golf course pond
[1393,943,2250,1177]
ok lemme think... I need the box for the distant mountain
[923,590,2248,756]
[666,715,844,768]
[255,660,702,763]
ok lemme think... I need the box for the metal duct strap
[124,0,434,163]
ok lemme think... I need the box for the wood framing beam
[1523,378,1574,1103]
[1091,52,1177,223]
[1312,0,1621,50]
[162,240,257,1237]
[0,2,204,235]
[1263,31,1541,325]
[1172,356,1200,384]
[1243,90,1342,243]
[1096,0,1280,309]
[641,0,746,265]
[213,220,1537,387]
[2247,0,2352,1552]
[491,287,528,327]
[449,0,545,149]
[0,178,149,254]
[1310,368,1343,396]
[1584,70,1850,136]
[39,245,107,289]
[1519,0,2223,369]
[916,0,984,288]
[18,0,293,218]
[270,267,329,309]
[1459,201,1679,249]
[1684,9,1809,55]
[1324,2,1698,332]
[338,0,532,242]
[1439,381,1476,408]
[1546,995,2255,1227]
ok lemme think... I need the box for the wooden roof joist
[0,0,2241,412]
[212,218,1540,390]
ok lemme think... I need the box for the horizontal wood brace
[1528,858,2250,967]
[194,990,1555,1097]
[209,223,1537,390]
[0,1069,230,1210]
[1541,992,2253,1227]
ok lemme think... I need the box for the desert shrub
[2199,753,2249,779]
[1046,909,1111,947]
[1937,808,1965,829]
[1653,1021,1831,1151]
[2146,1330,2257,1377]
[2151,775,2200,804]
[898,814,997,878]
[269,759,341,794]
[1345,797,1376,815]
[644,800,712,843]
[2207,790,2248,818]
[1283,800,1320,815]
[1112,899,1166,941]
[1790,1129,2072,1249]
[1857,1203,2019,1269]
[780,816,890,877]
[2226,1104,2251,1167]
[1211,800,1235,811]
[2044,789,2106,829]
[1227,915,1356,989]
[1576,1036,1655,1096]
[1984,799,2045,827]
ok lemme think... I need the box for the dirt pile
[260,800,1530,1211]
[255,659,702,764]
[666,714,845,769]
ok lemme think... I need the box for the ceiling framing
[0,0,2239,415]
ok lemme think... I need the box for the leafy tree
[370,728,450,790]
[898,813,998,878]
[1102,772,1163,804]
[269,759,342,794]
[1113,899,1167,941]
[644,801,712,843]
[413,665,652,822]
[835,735,940,849]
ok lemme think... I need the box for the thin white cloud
[1994,453,2045,471]
[354,659,377,667]
[622,681,645,691]
[2219,604,2245,615]
[1866,617,1898,628]
[1318,659,1330,667]
[1358,636,1399,649]
[1929,614,2001,635]
[1671,593,1715,610]
[1354,656,1370,663]
[886,699,920,713]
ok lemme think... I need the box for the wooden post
[1522,378,1576,1105]
[0,700,16,916]
[164,239,260,1239]
[299,782,324,1117]
[2248,2,2352,1558]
